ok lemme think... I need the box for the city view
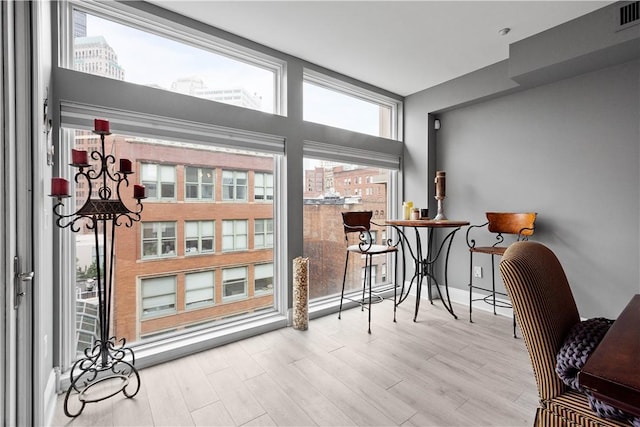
[70,8,392,355]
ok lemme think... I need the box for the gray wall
[435,59,639,319]
[403,1,640,318]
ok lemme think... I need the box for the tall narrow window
[255,263,274,295]
[254,219,273,249]
[303,158,394,301]
[254,172,273,201]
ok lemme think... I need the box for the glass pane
[303,82,392,138]
[185,184,198,199]
[185,166,198,182]
[73,11,277,114]
[185,222,198,237]
[303,158,393,300]
[69,128,275,352]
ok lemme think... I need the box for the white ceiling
[150,1,612,96]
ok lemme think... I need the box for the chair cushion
[347,244,397,255]
[541,390,630,426]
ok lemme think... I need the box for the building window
[222,220,248,252]
[185,221,215,255]
[185,270,215,309]
[141,276,176,318]
[142,222,177,258]
[222,170,248,201]
[255,263,274,295]
[222,266,248,301]
[185,166,214,200]
[141,163,176,200]
[254,219,273,249]
[254,172,273,201]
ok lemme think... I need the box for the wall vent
[617,1,640,30]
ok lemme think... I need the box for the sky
[85,13,383,137]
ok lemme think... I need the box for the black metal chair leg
[339,251,349,320]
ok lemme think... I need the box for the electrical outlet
[474,266,483,278]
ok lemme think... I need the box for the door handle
[13,256,34,309]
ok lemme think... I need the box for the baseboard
[43,368,58,426]
[433,286,515,320]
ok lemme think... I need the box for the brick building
[302,165,389,299]
[108,138,274,342]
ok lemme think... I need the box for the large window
[142,164,176,200]
[222,170,248,201]
[141,276,177,318]
[185,221,215,255]
[59,0,400,376]
[142,222,177,258]
[66,128,278,349]
[68,6,283,114]
[303,158,395,301]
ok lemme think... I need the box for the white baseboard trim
[423,284,515,320]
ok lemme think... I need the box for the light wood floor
[51,297,538,426]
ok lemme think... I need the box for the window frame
[185,166,215,201]
[222,219,249,252]
[254,218,274,249]
[222,266,248,301]
[140,275,177,319]
[185,220,215,255]
[142,221,178,259]
[303,68,401,141]
[141,163,177,201]
[184,270,215,310]
[222,170,248,202]
[59,0,287,115]
[254,171,274,202]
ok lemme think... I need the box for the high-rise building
[74,36,125,81]
[170,76,262,110]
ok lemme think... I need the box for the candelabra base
[434,197,447,220]
[63,337,140,418]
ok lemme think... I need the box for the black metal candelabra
[52,128,143,417]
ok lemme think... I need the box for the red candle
[119,158,132,173]
[51,178,69,196]
[94,118,110,134]
[133,184,146,199]
[71,149,88,165]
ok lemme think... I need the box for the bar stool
[339,211,397,333]
[466,212,537,337]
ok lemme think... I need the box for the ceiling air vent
[617,1,640,31]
